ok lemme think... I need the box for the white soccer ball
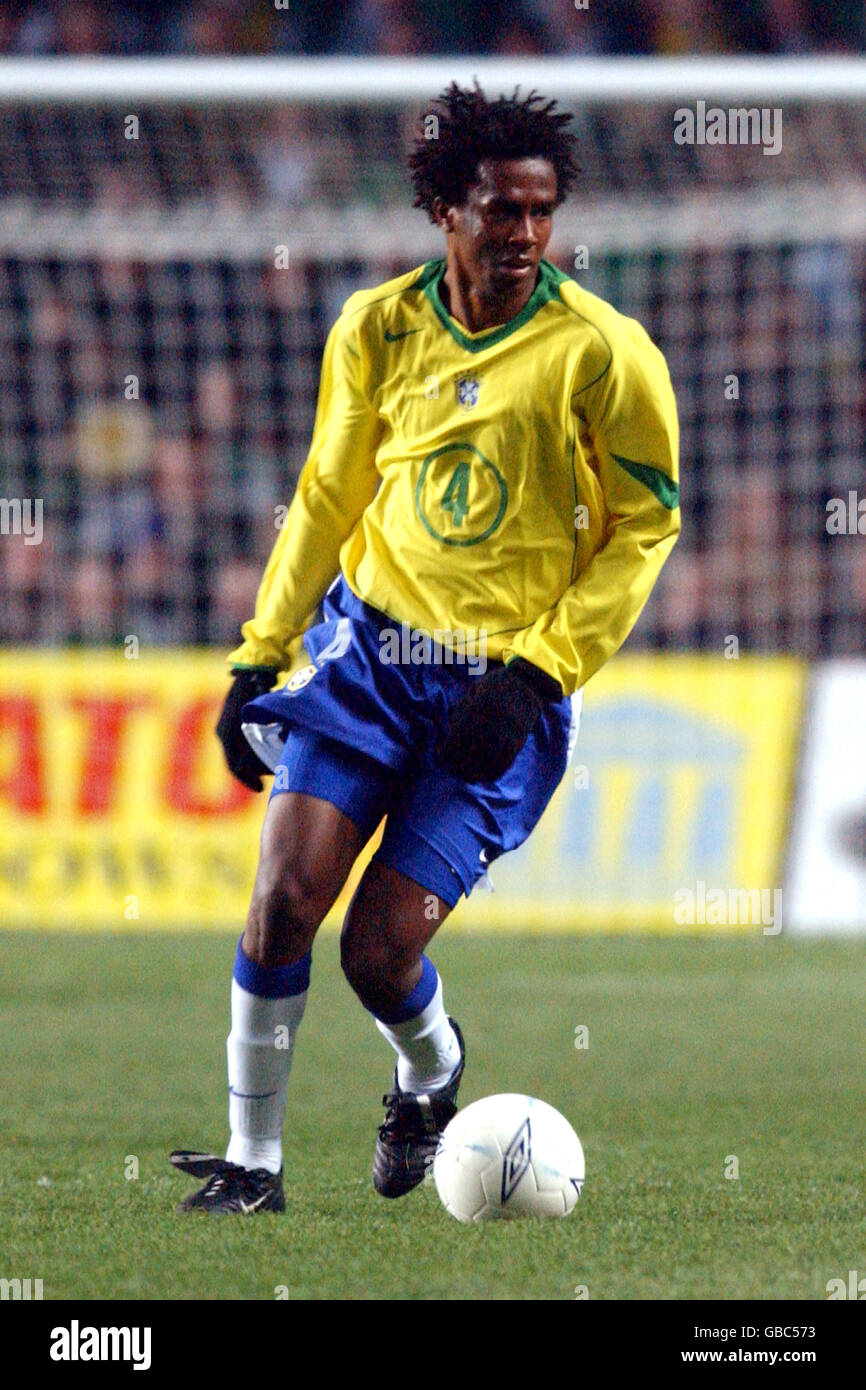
[433,1093,585,1223]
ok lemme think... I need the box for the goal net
[1,57,864,658]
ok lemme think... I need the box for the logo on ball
[501,1117,531,1203]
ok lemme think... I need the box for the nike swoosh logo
[610,452,679,509]
[384,327,422,341]
[238,1192,271,1214]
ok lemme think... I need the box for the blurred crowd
[2,239,865,655]
[1,255,329,647]
[1,2,865,655]
[0,0,863,58]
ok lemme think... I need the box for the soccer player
[171,83,680,1213]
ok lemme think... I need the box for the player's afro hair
[409,81,579,221]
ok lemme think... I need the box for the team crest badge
[286,663,317,693]
[455,375,481,410]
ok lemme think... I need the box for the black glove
[439,658,563,784]
[216,667,278,791]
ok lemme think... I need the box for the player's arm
[218,310,381,788]
[503,322,680,694]
[229,311,381,670]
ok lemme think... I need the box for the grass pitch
[1,930,864,1301]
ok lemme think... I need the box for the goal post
[0,54,865,103]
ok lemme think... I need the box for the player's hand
[216,667,278,792]
[439,658,563,784]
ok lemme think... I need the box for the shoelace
[378,1089,415,1139]
[378,1088,439,1141]
[204,1166,272,1192]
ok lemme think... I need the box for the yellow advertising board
[0,651,271,928]
[0,651,804,931]
[469,654,805,931]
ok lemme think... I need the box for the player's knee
[339,929,372,997]
[340,916,414,1012]
[246,860,328,962]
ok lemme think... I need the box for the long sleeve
[502,320,680,694]
[229,311,381,669]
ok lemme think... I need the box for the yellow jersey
[230,258,680,696]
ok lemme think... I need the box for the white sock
[226,978,307,1174]
[376,976,461,1096]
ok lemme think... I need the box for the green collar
[418,258,566,353]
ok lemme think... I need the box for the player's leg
[341,857,460,1077]
[344,687,579,1199]
[223,789,368,1179]
[172,730,393,1212]
[340,854,465,1197]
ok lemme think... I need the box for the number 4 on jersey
[441,461,470,527]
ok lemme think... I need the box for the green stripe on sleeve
[611,452,679,509]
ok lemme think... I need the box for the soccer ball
[433,1093,584,1223]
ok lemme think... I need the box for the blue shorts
[241,576,580,909]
